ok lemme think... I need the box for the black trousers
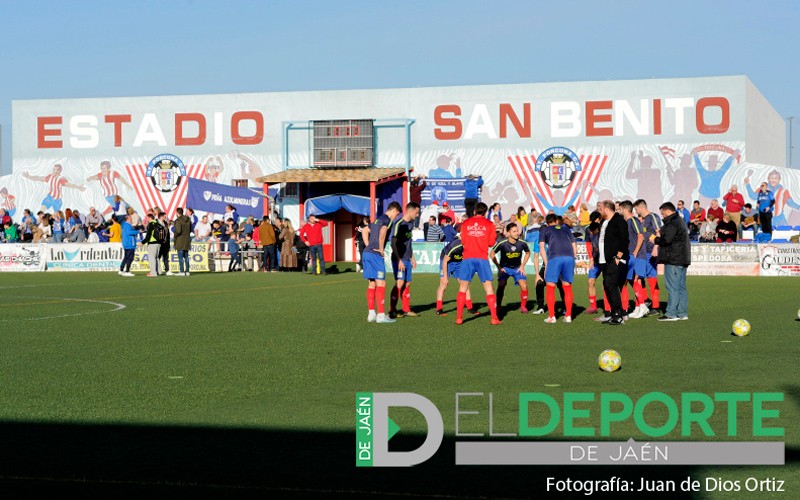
[159,243,170,272]
[759,210,773,234]
[601,260,627,318]
[465,198,478,218]
[120,248,135,272]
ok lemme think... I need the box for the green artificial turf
[0,270,797,498]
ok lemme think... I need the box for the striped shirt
[95,171,121,197]
[46,174,67,198]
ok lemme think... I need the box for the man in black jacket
[598,200,629,325]
[654,202,691,321]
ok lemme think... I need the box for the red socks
[401,287,411,313]
[563,284,573,318]
[520,290,528,310]
[367,287,375,311]
[546,286,556,318]
[633,280,646,306]
[603,290,611,312]
[648,277,660,308]
[436,299,443,311]
[486,294,499,320]
[376,286,385,314]
[589,295,597,309]
[456,291,466,321]
[621,286,630,310]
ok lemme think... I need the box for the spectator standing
[158,213,173,275]
[598,200,629,326]
[279,219,298,271]
[142,214,162,277]
[756,182,775,235]
[463,175,484,217]
[259,216,277,271]
[722,185,745,228]
[300,214,328,275]
[119,214,137,277]
[173,207,192,276]
[654,202,691,321]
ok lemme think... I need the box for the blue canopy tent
[304,194,371,217]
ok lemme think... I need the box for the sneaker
[118,271,124,276]
[607,316,625,326]
[646,309,661,317]
[122,272,135,277]
[531,308,545,315]
[595,315,612,323]
[562,316,572,323]
[520,307,529,314]
[544,316,557,324]
[585,307,599,315]
[657,315,680,322]
[490,318,502,325]
[435,309,447,316]
[629,305,648,319]
[678,316,689,321]
[166,271,175,276]
[403,311,419,317]
[368,312,377,323]
[389,311,399,319]
[376,315,396,324]
[468,307,481,315]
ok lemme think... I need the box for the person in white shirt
[86,225,100,243]
[194,215,212,241]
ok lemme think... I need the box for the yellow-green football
[598,349,622,372]
[732,319,751,337]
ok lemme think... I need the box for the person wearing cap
[439,202,456,227]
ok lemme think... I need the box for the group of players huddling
[361,199,664,326]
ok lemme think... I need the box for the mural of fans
[626,150,664,208]
[744,169,799,226]
[661,149,699,205]
[203,155,226,183]
[428,154,463,178]
[693,145,740,206]
[21,163,86,213]
[0,187,16,218]
[229,150,265,185]
[85,160,133,218]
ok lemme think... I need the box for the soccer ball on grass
[732,319,751,337]
[598,349,622,372]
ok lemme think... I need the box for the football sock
[648,278,660,308]
[496,288,504,307]
[520,290,528,310]
[563,284,573,317]
[633,280,646,306]
[402,287,411,312]
[389,286,399,313]
[546,286,556,318]
[367,287,375,311]
[376,286,386,314]
[456,291,466,321]
[589,295,597,309]
[621,285,630,311]
[436,299,443,311]
[603,290,611,312]
[486,294,499,320]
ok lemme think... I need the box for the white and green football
[598,349,622,373]
[732,319,751,337]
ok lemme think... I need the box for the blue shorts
[42,194,62,212]
[626,257,639,280]
[637,256,658,278]
[363,252,386,281]
[392,258,413,282]
[440,261,461,278]
[545,256,575,284]
[456,258,494,283]
[588,263,601,279]
[499,267,527,285]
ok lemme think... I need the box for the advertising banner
[186,178,264,219]
[687,244,760,276]
[130,242,210,273]
[46,243,124,271]
[0,244,45,272]
[758,243,800,276]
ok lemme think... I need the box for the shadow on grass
[2,421,794,498]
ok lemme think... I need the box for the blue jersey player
[362,202,402,324]
[435,236,478,316]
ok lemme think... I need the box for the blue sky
[1,0,799,173]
